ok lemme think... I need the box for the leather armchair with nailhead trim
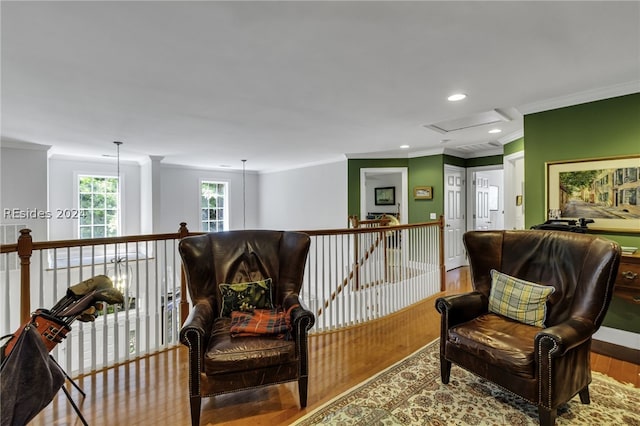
[179,230,314,426]
[436,230,620,426]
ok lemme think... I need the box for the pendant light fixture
[109,141,131,305]
[113,141,123,238]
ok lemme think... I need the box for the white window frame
[76,173,122,239]
[200,180,229,232]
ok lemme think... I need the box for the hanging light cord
[114,141,123,250]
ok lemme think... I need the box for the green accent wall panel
[524,93,640,246]
[443,155,465,168]
[348,156,447,222]
[504,137,524,156]
[408,155,444,223]
[465,155,503,168]
[347,158,409,217]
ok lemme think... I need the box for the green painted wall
[524,93,640,247]
[408,155,444,223]
[465,155,503,168]
[348,153,508,222]
[443,154,465,168]
[349,91,639,249]
[504,137,524,156]
[348,156,447,222]
[347,158,409,217]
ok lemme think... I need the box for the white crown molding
[408,147,446,158]
[346,147,448,161]
[346,151,405,160]
[443,147,503,159]
[49,152,140,166]
[1,139,51,151]
[346,144,510,161]
[498,129,524,145]
[159,161,259,174]
[260,155,347,174]
[517,81,640,115]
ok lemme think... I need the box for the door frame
[466,164,504,232]
[359,167,408,223]
[504,151,525,230]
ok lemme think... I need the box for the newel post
[17,228,33,323]
[439,215,446,291]
[178,222,190,325]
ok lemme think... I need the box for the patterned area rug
[294,339,640,425]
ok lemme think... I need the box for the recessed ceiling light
[447,93,467,102]
[400,144,410,149]
[488,128,502,134]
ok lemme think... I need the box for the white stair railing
[301,219,444,333]
[0,224,189,377]
[1,219,443,375]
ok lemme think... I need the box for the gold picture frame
[413,186,433,200]
[546,155,640,233]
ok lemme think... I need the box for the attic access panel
[426,109,511,133]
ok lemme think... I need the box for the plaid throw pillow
[488,269,555,328]
[230,308,292,338]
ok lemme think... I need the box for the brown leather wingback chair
[436,230,620,426]
[179,230,315,426]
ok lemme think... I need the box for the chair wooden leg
[440,356,451,384]
[190,396,202,426]
[298,376,309,407]
[538,406,557,426]
[579,386,590,404]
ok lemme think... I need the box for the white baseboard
[593,326,640,350]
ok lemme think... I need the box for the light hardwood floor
[33,267,639,426]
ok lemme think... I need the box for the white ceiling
[2,1,639,172]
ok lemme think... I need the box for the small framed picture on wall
[375,187,396,205]
[413,186,433,200]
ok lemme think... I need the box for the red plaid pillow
[230,308,293,338]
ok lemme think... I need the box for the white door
[470,168,504,231]
[444,165,466,270]
[474,174,492,230]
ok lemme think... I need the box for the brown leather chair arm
[179,301,215,396]
[535,318,595,357]
[179,301,215,351]
[284,294,315,334]
[435,292,487,326]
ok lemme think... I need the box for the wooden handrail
[0,223,195,323]
[298,219,441,236]
[2,217,445,329]
[309,217,445,319]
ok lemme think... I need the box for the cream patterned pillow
[488,269,555,328]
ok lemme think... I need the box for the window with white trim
[201,181,228,232]
[78,175,119,238]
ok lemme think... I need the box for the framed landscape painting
[546,155,640,233]
[375,187,396,206]
[413,186,433,200]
